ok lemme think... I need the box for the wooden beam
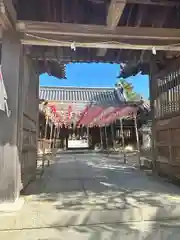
[0,0,16,29]
[28,46,143,63]
[97,0,127,56]
[107,0,126,29]
[16,21,180,41]
[127,0,180,7]
[21,36,180,51]
[18,21,180,52]
[18,21,180,51]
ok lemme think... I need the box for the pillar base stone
[0,197,24,214]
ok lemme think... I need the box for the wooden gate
[153,59,180,179]
[21,57,39,187]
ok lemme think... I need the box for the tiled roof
[39,86,126,125]
[39,86,125,106]
[39,86,150,125]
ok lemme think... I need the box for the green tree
[115,78,141,101]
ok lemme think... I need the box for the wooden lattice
[154,59,180,120]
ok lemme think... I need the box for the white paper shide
[0,66,11,117]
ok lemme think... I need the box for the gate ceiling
[1,0,180,76]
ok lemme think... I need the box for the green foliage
[115,78,140,101]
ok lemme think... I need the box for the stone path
[1,151,180,239]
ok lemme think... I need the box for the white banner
[68,140,89,148]
[0,66,11,117]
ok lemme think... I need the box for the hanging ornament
[71,41,76,51]
[45,106,51,118]
[68,105,72,120]
[51,105,56,113]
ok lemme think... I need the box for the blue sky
[40,63,149,98]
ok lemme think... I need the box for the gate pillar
[21,57,39,187]
[0,30,23,203]
[149,57,158,171]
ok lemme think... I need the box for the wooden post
[43,116,49,157]
[120,119,126,164]
[0,30,23,201]
[49,122,53,151]
[134,115,141,167]
[100,127,103,149]
[53,126,57,149]
[65,126,68,150]
[56,124,61,148]
[87,126,89,147]
[105,125,108,150]
[111,124,115,150]
[80,125,83,139]
[44,117,49,139]
[51,125,57,164]
[150,58,158,171]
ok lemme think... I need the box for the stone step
[1,220,180,240]
[1,199,180,231]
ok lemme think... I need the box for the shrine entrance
[1,0,180,205]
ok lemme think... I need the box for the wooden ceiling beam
[21,36,180,52]
[88,0,179,7]
[97,0,127,56]
[17,21,180,41]
[0,0,16,29]
[107,0,127,29]
[127,0,180,7]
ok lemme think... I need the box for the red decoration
[68,105,72,120]
[52,106,56,113]
[48,104,57,114]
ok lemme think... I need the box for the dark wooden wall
[152,58,180,179]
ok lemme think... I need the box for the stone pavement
[102,151,152,168]
[1,151,180,239]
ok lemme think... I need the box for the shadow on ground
[21,152,180,239]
